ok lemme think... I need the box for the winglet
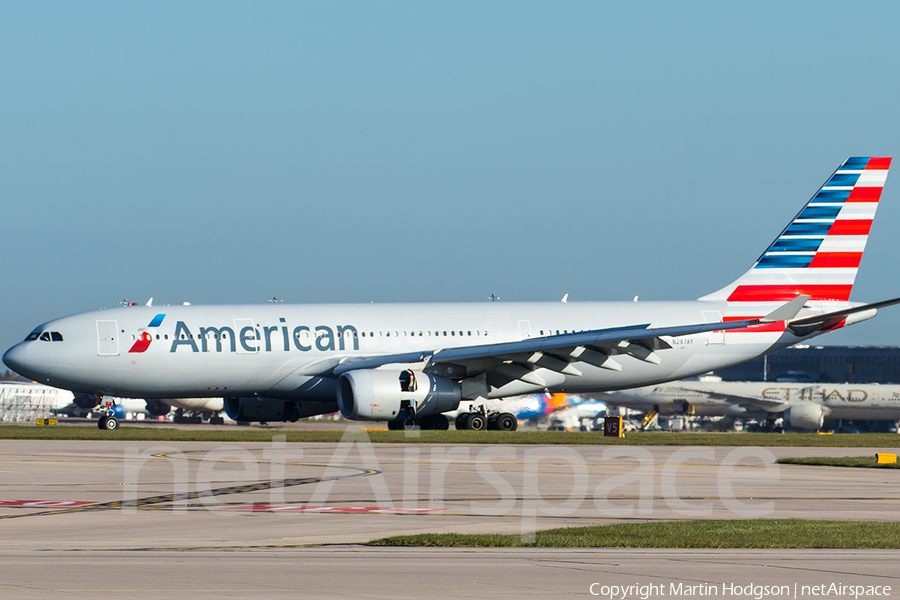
[759,295,809,323]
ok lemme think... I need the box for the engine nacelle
[224,397,338,422]
[784,403,826,430]
[225,397,298,422]
[337,369,461,421]
[72,393,100,409]
[144,399,171,417]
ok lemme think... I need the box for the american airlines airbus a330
[4,157,899,430]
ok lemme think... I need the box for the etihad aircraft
[603,380,900,431]
[4,157,899,430]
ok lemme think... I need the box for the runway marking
[50,543,336,552]
[216,504,444,513]
[0,449,381,520]
[0,500,96,507]
[3,494,898,518]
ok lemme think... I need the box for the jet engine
[337,369,461,421]
[72,393,100,410]
[223,397,338,422]
[784,403,826,430]
[144,399,171,417]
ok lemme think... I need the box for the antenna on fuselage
[487,294,500,302]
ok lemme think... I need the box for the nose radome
[3,344,37,380]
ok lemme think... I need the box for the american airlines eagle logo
[128,314,166,353]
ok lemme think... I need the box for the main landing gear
[455,408,518,431]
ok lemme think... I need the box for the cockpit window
[25,332,40,341]
[40,332,51,341]
[51,332,63,342]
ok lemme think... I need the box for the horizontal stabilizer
[787,296,900,336]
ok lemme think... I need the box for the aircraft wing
[332,297,809,383]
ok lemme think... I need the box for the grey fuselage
[3,299,817,406]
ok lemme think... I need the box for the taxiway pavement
[1,438,898,598]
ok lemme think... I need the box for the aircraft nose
[3,343,38,380]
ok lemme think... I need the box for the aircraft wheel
[429,414,449,430]
[99,416,119,431]
[467,414,486,431]
[455,413,470,430]
[387,419,402,431]
[496,413,517,431]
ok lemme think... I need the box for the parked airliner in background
[447,392,607,431]
[604,380,900,431]
[70,394,225,424]
[4,157,899,430]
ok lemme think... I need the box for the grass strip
[778,456,900,469]
[1,425,900,446]
[369,519,900,548]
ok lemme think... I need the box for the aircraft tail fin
[700,157,891,303]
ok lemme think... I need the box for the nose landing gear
[95,397,119,431]
[98,415,119,430]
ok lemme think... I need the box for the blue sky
[2,1,899,355]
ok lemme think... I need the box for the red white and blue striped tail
[701,157,891,304]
